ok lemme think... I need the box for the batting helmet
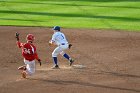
[26,34,35,42]
[53,26,60,31]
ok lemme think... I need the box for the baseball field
[0,0,140,93]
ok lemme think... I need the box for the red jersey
[16,41,39,61]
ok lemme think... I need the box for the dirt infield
[0,26,140,93]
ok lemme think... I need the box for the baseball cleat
[51,65,59,69]
[18,65,26,70]
[69,58,74,66]
[21,71,26,78]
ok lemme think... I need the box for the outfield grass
[0,0,140,31]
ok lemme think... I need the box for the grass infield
[0,0,140,31]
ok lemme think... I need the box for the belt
[61,43,65,45]
[24,58,34,62]
[60,43,68,45]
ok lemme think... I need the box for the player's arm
[16,41,23,48]
[15,32,24,48]
[49,34,56,46]
[34,52,39,60]
[34,47,42,66]
[35,52,41,66]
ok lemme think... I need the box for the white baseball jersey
[51,32,68,46]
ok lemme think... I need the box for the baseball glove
[15,32,19,41]
[49,42,52,46]
[69,44,72,49]
[38,59,42,66]
[49,40,55,47]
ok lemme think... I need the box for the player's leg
[18,65,27,78]
[17,59,27,78]
[23,59,35,78]
[18,65,26,70]
[60,51,70,60]
[60,44,74,66]
[60,44,70,60]
[26,60,35,75]
[52,46,63,68]
[60,51,74,66]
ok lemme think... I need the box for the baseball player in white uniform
[49,26,74,69]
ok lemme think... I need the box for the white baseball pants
[24,59,35,75]
[52,44,69,57]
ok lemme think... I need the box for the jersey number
[24,48,31,54]
[61,34,64,39]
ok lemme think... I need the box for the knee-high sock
[63,53,70,60]
[53,57,58,65]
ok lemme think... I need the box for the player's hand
[38,59,42,66]
[15,32,19,41]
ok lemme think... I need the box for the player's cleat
[51,65,59,69]
[18,65,26,70]
[69,58,74,66]
[21,71,26,78]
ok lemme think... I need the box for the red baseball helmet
[26,34,35,42]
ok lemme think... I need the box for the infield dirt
[0,26,140,93]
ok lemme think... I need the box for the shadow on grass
[0,0,140,9]
[0,0,46,5]
[68,0,140,2]
[29,78,140,92]
[92,5,140,9]
[0,18,45,22]
[77,0,140,2]
[1,0,140,3]
[23,0,140,2]
[0,10,140,22]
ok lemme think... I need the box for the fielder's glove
[49,42,53,46]
[38,59,42,66]
[49,40,55,47]
[15,32,19,41]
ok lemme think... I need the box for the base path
[0,26,140,93]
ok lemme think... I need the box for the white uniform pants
[52,44,69,57]
[24,59,35,75]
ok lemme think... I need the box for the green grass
[0,0,140,31]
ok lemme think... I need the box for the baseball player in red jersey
[15,32,41,78]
